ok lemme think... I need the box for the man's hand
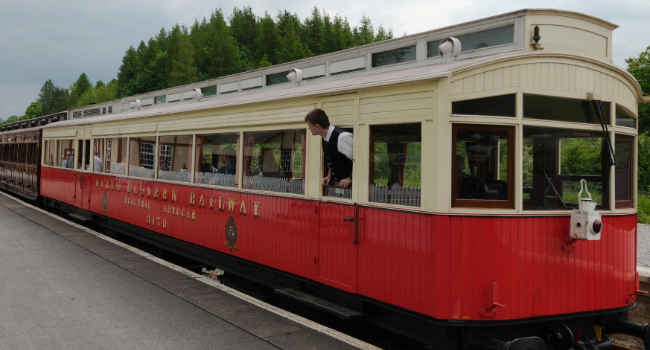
[322,175,331,186]
[338,177,351,187]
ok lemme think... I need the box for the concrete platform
[0,193,376,350]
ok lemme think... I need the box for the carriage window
[78,139,91,170]
[453,125,514,208]
[427,25,514,57]
[43,140,58,166]
[93,139,105,172]
[615,135,633,208]
[106,138,127,175]
[522,126,609,210]
[201,86,217,96]
[158,135,192,183]
[452,94,515,117]
[372,45,416,68]
[524,95,611,124]
[195,133,240,188]
[616,106,636,128]
[243,130,305,194]
[59,139,75,169]
[323,127,353,199]
[266,71,290,86]
[369,124,421,206]
[129,136,156,179]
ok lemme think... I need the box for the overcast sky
[1,0,648,121]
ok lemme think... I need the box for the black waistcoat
[322,127,353,181]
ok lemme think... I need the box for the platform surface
[0,193,367,350]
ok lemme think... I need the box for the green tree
[117,46,143,97]
[230,6,259,68]
[74,73,93,98]
[167,25,198,87]
[303,6,323,55]
[203,9,242,78]
[353,14,375,46]
[76,79,119,107]
[24,101,43,119]
[276,12,311,64]
[38,79,57,115]
[256,12,281,65]
[95,80,105,88]
[626,45,650,134]
[374,24,393,42]
[5,116,20,124]
[332,15,353,51]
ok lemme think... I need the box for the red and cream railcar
[0,113,65,200]
[39,9,648,349]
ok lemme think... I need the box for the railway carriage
[14,8,650,349]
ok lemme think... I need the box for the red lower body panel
[41,168,637,322]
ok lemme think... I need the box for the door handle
[78,176,83,189]
[342,204,359,244]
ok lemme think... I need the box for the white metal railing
[128,166,154,179]
[244,176,303,194]
[195,172,236,187]
[369,184,421,207]
[326,186,352,199]
[110,163,127,175]
[159,170,191,183]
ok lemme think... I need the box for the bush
[639,193,650,224]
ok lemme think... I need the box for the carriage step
[68,213,93,222]
[274,288,364,320]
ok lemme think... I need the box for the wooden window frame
[615,134,634,209]
[452,124,515,209]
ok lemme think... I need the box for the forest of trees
[2,6,392,125]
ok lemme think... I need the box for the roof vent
[287,69,303,85]
[190,88,203,101]
[438,37,461,60]
[130,99,142,110]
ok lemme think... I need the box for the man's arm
[337,132,353,160]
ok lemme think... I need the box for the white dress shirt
[324,126,353,160]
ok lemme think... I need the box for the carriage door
[317,201,358,293]
[74,139,91,210]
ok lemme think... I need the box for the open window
[522,127,609,210]
[322,127,353,199]
[369,123,421,207]
[243,130,305,194]
[452,124,514,208]
[195,133,240,188]
[158,135,192,183]
[128,136,156,179]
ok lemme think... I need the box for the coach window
[129,136,156,179]
[43,140,58,166]
[158,135,192,183]
[322,127,353,199]
[59,139,75,169]
[616,106,636,128]
[522,127,609,211]
[243,129,305,194]
[369,123,421,207]
[524,95,611,124]
[452,125,514,209]
[451,94,515,117]
[195,133,240,187]
[78,139,90,170]
[615,135,634,208]
[93,139,105,172]
[105,138,128,175]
